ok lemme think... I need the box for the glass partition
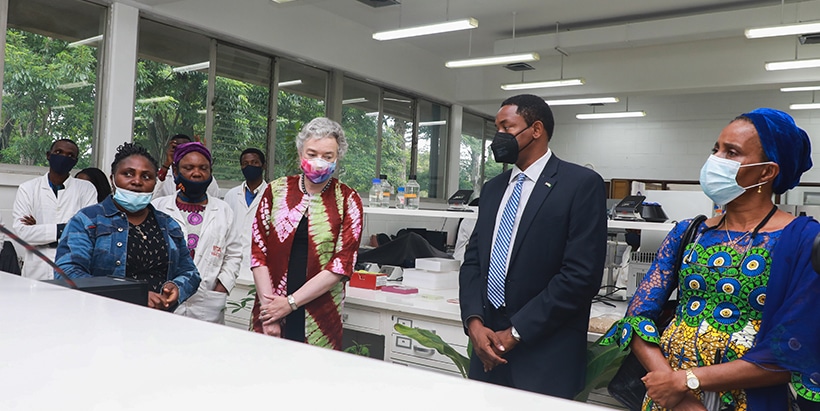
[2,0,105,167]
[417,99,448,199]
[380,90,414,195]
[340,77,379,193]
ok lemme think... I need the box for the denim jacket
[55,196,201,304]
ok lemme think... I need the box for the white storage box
[402,268,459,290]
[414,258,460,272]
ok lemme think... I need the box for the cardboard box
[414,257,460,272]
[350,271,387,290]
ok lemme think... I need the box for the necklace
[132,223,148,240]
[300,174,332,196]
[175,196,206,213]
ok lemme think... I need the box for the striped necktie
[487,172,526,309]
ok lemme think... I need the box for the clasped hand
[147,282,179,310]
[466,319,518,372]
[258,293,294,326]
[642,370,706,410]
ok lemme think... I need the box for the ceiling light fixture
[745,21,820,39]
[545,97,619,106]
[57,81,92,90]
[500,23,583,91]
[576,97,645,120]
[446,12,538,69]
[67,35,103,48]
[373,18,478,41]
[172,62,210,73]
[137,96,174,104]
[342,97,368,105]
[277,79,303,87]
[789,102,820,110]
[781,85,820,92]
[446,52,540,69]
[765,58,820,71]
[418,120,447,126]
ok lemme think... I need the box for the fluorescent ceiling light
[373,18,478,41]
[789,102,820,110]
[277,79,302,87]
[271,0,299,3]
[57,81,91,90]
[172,61,210,73]
[781,85,820,92]
[51,105,75,110]
[197,109,207,114]
[67,35,103,48]
[342,97,367,105]
[446,52,540,69]
[419,120,447,126]
[745,21,820,39]
[544,97,619,106]
[576,111,646,120]
[501,78,585,91]
[137,96,174,104]
[384,97,411,103]
[365,112,379,117]
[765,58,820,71]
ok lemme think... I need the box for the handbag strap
[672,214,707,281]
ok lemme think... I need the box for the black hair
[170,134,193,143]
[240,148,266,165]
[49,138,79,152]
[75,167,112,203]
[500,94,555,141]
[111,142,159,175]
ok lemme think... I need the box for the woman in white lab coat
[152,142,241,324]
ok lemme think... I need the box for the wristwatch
[287,294,299,311]
[685,369,701,390]
[510,326,521,342]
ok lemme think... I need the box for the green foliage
[393,323,470,378]
[574,336,628,402]
[226,284,257,314]
[343,340,371,357]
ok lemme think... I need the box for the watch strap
[287,294,298,311]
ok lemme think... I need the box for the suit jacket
[459,154,607,398]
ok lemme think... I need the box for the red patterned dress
[250,175,363,350]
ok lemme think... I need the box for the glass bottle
[379,174,392,208]
[368,178,381,207]
[396,187,406,209]
[405,175,420,210]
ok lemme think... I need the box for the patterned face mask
[301,157,336,184]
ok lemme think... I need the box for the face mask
[301,157,336,184]
[490,125,533,164]
[699,155,772,206]
[174,173,212,202]
[48,153,78,175]
[112,183,153,213]
[242,165,264,182]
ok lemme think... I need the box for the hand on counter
[466,318,507,372]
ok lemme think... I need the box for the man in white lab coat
[152,142,241,323]
[13,139,97,280]
[223,148,267,283]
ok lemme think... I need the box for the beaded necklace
[300,174,332,196]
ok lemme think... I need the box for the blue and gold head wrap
[741,108,812,195]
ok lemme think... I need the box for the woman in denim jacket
[56,143,200,310]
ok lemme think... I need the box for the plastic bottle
[368,178,381,207]
[405,175,420,210]
[396,187,406,209]
[379,174,392,208]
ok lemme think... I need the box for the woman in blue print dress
[602,108,820,411]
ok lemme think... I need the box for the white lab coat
[153,176,221,199]
[152,195,241,324]
[13,173,96,280]
[223,181,265,283]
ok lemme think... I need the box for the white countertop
[346,281,462,322]
[607,219,676,231]
[0,272,609,411]
[364,206,478,220]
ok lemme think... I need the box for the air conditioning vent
[504,62,535,72]
[356,0,400,7]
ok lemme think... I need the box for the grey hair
[295,117,348,160]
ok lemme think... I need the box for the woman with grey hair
[249,117,363,349]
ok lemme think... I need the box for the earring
[757,185,763,194]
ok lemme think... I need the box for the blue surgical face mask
[699,155,772,206]
[112,183,154,213]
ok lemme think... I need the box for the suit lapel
[509,156,560,264]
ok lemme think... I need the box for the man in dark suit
[459,94,607,398]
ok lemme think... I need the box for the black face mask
[174,173,212,202]
[242,165,264,182]
[48,153,78,175]
[490,124,532,164]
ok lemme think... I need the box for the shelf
[363,206,478,220]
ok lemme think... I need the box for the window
[380,90,413,195]
[417,99,448,199]
[273,58,327,179]
[340,77,379,193]
[211,44,271,182]
[133,18,210,168]
[1,0,105,167]
[460,112,500,197]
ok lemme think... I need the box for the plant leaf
[394,323,469,378]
